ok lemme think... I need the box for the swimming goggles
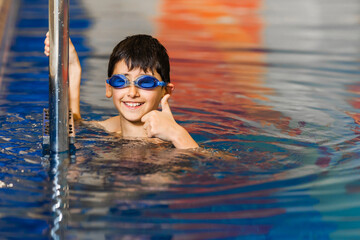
[106,74,167,89]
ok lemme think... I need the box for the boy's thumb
[161,94,171,113]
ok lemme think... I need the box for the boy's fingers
[143,121,149,130]
[141,112,150,123]
[160,94,172,114]
[44,46,49,54]
[141,110,157,123]
[143,121,150,136]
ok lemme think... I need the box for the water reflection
[48,153,70,240]
[156,0,302,146]
[60,123,333,239]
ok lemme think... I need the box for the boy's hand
[44,32,50,56]
[141,94,177,141]
[44,32,79,66]
[141,94,198,149]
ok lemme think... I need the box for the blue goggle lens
[108,76,126,88]
[137,76,157,88]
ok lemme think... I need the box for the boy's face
[106,60,173,124]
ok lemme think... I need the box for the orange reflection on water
[345,84,360,143]
[155,0,300,137]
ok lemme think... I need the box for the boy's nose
[127,84,139,98]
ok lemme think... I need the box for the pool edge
[0,0,12,47]
[0,0,20,87]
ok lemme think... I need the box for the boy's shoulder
[92,116,121,133]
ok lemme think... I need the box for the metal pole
[48,0,69,153]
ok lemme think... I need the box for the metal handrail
[48,0,69,153]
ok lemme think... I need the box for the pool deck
[0,0,11,47]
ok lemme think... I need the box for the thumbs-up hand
[141,94,199,149]
[158,93,172,115]
[141,94,177,141]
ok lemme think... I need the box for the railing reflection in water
[48,152,71,240]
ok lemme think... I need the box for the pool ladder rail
[42,108,75,156]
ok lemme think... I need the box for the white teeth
[125,102,142,107]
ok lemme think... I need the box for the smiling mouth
[123,102,144,108]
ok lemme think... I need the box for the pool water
[1,0,360,239]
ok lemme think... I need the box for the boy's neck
[120,116,146,138]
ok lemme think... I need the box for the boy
[44,33,198,149]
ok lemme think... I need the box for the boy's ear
[105,81,113,98]
[165,83,174,95]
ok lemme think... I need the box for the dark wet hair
[107,34,170,83]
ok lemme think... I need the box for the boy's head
[108,34,170,83]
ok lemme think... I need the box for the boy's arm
[141,94,199,149]
[169,125,199,149]
[68,38,81,120]
[44,32,82,120]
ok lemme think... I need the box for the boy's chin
[120,114,143,125]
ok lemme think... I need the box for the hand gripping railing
[44,0,74,154]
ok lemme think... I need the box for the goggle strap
[158,81,167,87]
